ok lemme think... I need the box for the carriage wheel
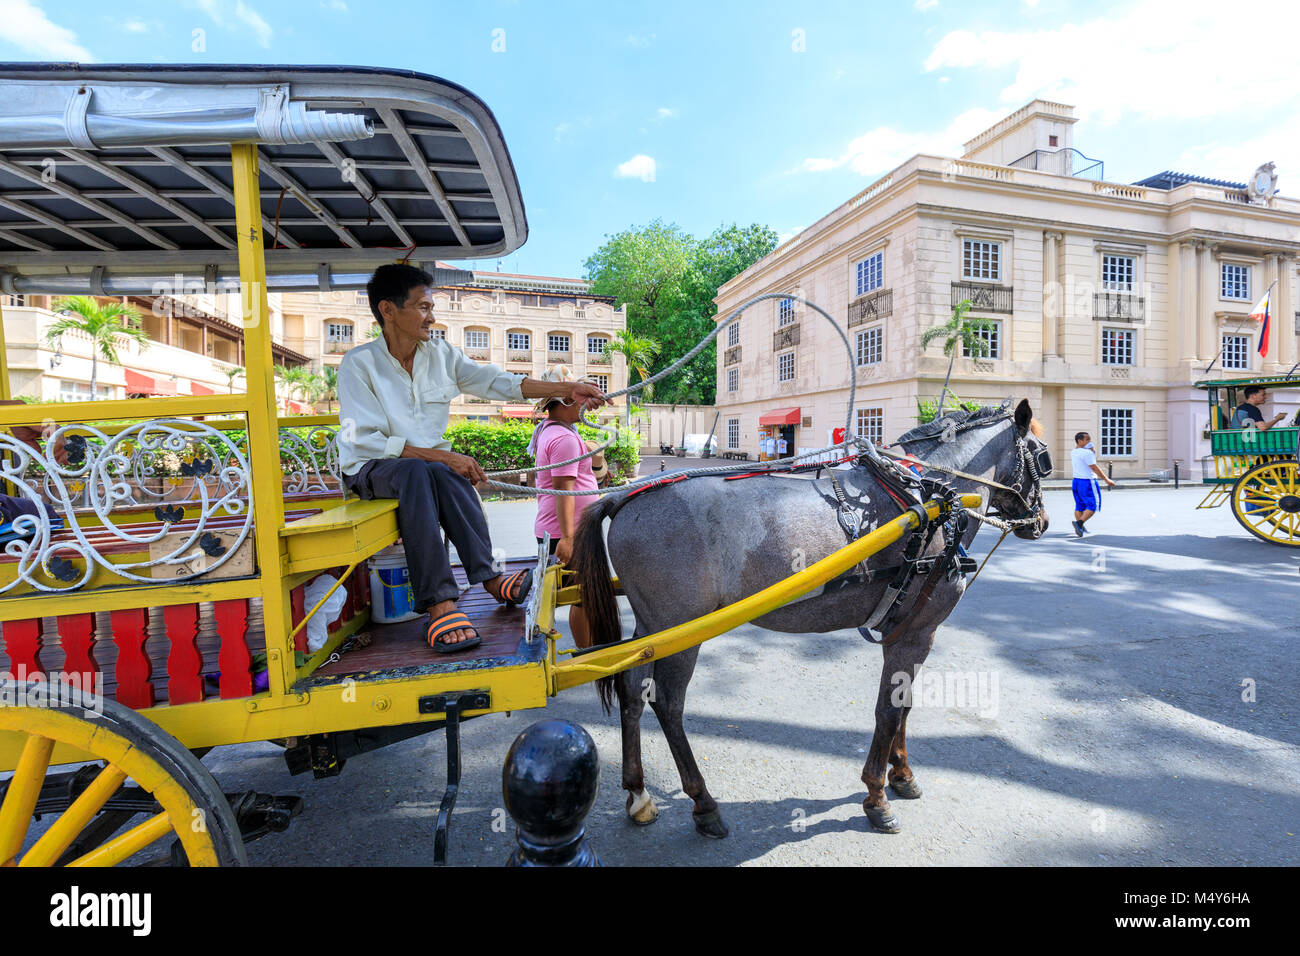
[0,679,245,866]
[1230,460,1300,548]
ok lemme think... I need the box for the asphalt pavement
[205,484,1300,866]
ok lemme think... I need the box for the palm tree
[274,363,309,413]
[222,365,245,393]
[301,372,327,411]
[603,330,661,443]
[917,299,993,412]
[320,366,339,413]
[45,296,150,400]
[367,324,382,339]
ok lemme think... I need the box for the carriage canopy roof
[1194,373,1300,391]
[0,63,527,293]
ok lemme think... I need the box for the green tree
[602,330,661,444]
[917,300,993,411]
[45,296,151,400]
[222,365,245,393]
[274,363,310,413]
[320,365,339,412]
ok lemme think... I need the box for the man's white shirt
[1070,446,1097,480]
[337,334,525,476]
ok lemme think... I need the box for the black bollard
[502,719,601,867]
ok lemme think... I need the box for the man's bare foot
[427,599,476,645]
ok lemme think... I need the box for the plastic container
[368,543,420,624]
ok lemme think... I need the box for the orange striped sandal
[484,569,532,607]
[426,611,481,654]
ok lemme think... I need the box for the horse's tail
[573,494,623,715]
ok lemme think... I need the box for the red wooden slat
[163,603,203,704]
[2,618,44,679]
[57,613,98,686]
[109,607,154,709]
[213,598,252,699]
[290,585,307,653]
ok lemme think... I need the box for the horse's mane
[894,404,1010,445]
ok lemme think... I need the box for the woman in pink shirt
[529,368,601,647]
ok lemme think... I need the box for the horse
[572,399,1049,836]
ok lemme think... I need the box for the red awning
[124,369,177,396]
[190,382,215,396]
[759,406,801,426]
[501,406,536,419]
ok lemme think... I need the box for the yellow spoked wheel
[0,680,245,866]
[1230,460,1300,548]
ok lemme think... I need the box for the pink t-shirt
[532,421,599,540]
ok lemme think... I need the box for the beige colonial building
[280,269,628,423]
[714,100,1300,478]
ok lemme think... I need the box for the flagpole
[1204,279,1276,374]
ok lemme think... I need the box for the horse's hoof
[889,777,922,800]
[693,809,729,840]
[626,790,659,826]
[864,802,902,834]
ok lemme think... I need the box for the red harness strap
[624,473,691,498]
[723,471,775,481]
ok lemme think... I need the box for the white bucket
[368,542,421,624]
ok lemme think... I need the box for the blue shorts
[1072,478,1101,512]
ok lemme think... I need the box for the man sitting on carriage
[337,263,608,653]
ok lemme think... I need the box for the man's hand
[1105,478,1116,488]
[567,381,610,411]
[556,535,574,565]
[401,443,487,485]
[1270,412,1287,425]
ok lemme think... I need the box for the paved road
[206,485,1299,866]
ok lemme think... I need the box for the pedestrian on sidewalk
[1071,431,1115,536]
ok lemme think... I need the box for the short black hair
[366,263,433,327]
[1244,385,1266,400]
[1075,432,1089,443]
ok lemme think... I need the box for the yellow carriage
[0,63,974,867]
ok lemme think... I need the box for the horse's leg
[616,663,658,826]
[888,709,922,799]
[646,647,728,839]
[862,626,936,833]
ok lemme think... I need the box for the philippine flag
[1251,291,1271,356]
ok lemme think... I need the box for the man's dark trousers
[344,458,498,611]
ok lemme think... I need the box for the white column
[1197,242,1218,363]
[1042,230,1062,358]
[1177,241,1198,365]
[1275,254,1295,370]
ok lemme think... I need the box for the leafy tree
[274,363,310,413]
[320,365,339,412]
[917,300,993,411]
[45,296,151,400]
[222,365,245,393]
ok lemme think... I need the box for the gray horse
[573,399,1049,836]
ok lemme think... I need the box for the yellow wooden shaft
[231,143,295,698]
[286,558,359,643]
[0,295,11,401]
[550,494,982,693]
[0,733,54,864]
[19,764,127,867]
[66,810,173,867]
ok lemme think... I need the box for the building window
[961,320,1001,359]
[591,374,609,392]
[727,418,740,449]
[1101,328,1134,365]
[1101,255,1134,293]
[432,327,446,340]
[464,329,489,350]
[59,380,94,402]
[962,239,1001,281]
[856,327,882,366]
[727,321,740,347]
[1221,333,1250,370]
[778,298,795,327]
[464,415,491,423]
[326,321,354,343]
[727,367,738,392]
[587,335,609,355]
[507,331,531,352]
[855,407,884,445]
[777,350,795,382]
[1100,408,1135,457]
[854,252,884,297]
[548,333,571,353]
[1221,263,1250,301]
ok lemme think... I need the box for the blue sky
[2,0,1296,277]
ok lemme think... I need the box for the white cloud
[1173,129,1300,193]
[615,154,657,182]
[655,107,677,120]
[0,0,92,59]
[923,0,1300,126]
[321,0,346,9]
[798,107,1004,178]
[914,0,938,10]
[122,18,150,33]
[626,32,655,48]
[196,0,273,48]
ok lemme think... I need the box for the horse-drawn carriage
[0,63,1017,866]
[1194,374,1300,548]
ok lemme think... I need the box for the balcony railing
[724,345,742,366]
[773,324,800,350]
[586,352,610,365]
[547,351,571,364]
[1093,293,1145,323]
[324,340,353,354]
[847,288,893,328]
[951,281,1013,313]
[464,348,490,361]
[506,351,533,363]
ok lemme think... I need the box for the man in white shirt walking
[338,264,608,653]
[1070,431,1115,537]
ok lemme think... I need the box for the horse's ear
[1014,399,1033,433]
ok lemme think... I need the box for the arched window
[325,318,354,354]
[506,328,532,358]
[586,333,610,364]
[463,326,490,357]
[546,331,572,359]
